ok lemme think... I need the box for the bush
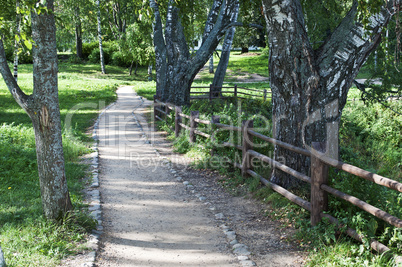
[86,41,121,65]
[111,51,131,67]
[82,42,99,60]
[88,48,100,63]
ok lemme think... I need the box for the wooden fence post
[210,115,220,156]
[310,141,329,226]
[209,84,213,101]
[241,120,253,177]
[153,95,158,122]
[175,106,182,138]
[165,103,169,122]
[234,84,238,98]
[190,111,199,143]
[263,89,267,101]
[153,95,159,131]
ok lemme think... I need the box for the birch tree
[150,0,239,106]
[96,0,106,74]
[13,0,21,81]
[0,245,5,267]
[0,0,73,219]
[212,1,239,91]
[262,0,400,188]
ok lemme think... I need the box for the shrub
[111,51,131,67]
[82,42,99,60]
[88,47,100,63]
[86,41,120,65]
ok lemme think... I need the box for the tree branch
[149,0,167,98]
[316,0,398,109]
[0,37,30,112]
[227,22,264,30]
[196,0,239,66]
[165,4,189,66]
[202,0,223,44]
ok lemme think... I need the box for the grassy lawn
[0,62,150,266]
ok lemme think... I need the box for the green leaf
[24,39,32,50]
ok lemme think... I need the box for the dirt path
[95,86,305,266]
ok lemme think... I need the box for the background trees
[232,1,266,53]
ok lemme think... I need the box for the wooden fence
[153,97,402,262]
[190,84,271,101]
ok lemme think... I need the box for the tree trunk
[209,56,214,73]
[150,0,240,106]
[96,0,106,74]
[0,245,6,267]
[75,7,83,59]
[262,0,395,188]
[0,0,73,219]
[13,0,21,82]
[129,60,138,75]
[212,1,239,92]
[241,47,248,53]
[150,0,167,99]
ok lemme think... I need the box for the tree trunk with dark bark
[75,7,83,59]
[212,1,239,93]
[129,60,138,75]
[262,0,397,188]
[150,0,239,106]
[0,0,73,219]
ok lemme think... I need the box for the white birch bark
[13,0,21,82]
[0,245,6,267]
[262,0,399,188]
[97,0,106,74]
[150,0,239,105]
[212,1,239,90]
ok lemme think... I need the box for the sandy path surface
[95,87,238,266]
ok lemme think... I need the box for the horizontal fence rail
[187,84,271,101]
[153,97,402,262]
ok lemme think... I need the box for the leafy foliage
[232,1,266,50]
[359,17,402,104]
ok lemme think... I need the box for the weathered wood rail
[153,97,402,262]
[190,84,271,101]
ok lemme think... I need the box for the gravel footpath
[61,86,305,267]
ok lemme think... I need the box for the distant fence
[153,97,402,263]
[190,84,271,101]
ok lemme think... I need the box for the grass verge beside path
[0,63,150,266]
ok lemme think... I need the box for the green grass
[0,62,152,266]
[195,51,269,84]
